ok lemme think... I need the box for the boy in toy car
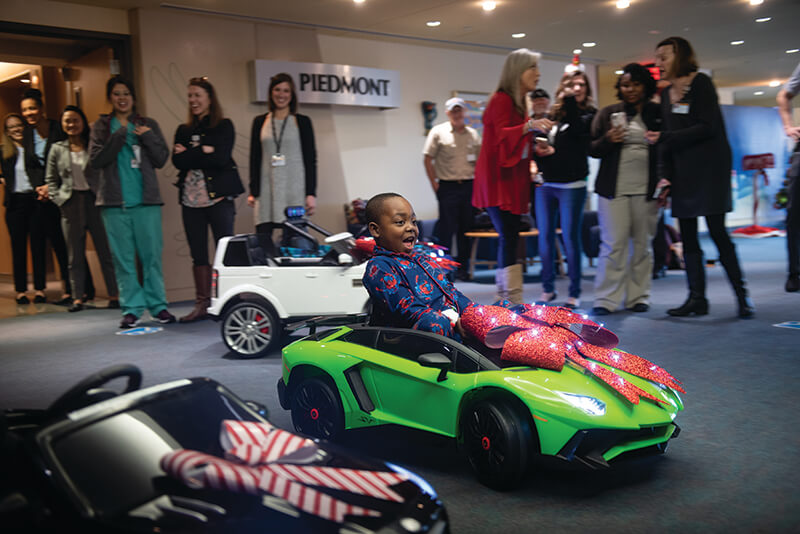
[363,193,476,339]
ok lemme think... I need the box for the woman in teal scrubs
[89,76,175,329]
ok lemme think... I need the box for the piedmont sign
[250,59,401,109]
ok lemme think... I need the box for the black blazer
[248,112,317,198]
[657,73,733,218]
[22,119,65,188]
[172,116,244,201]
[1,152,24,206]
[590,101,662,199]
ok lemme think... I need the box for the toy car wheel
[290,377,344,441]
[221,301,281,358]
[460,399,532,490]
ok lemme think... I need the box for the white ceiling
[67,0,799,97]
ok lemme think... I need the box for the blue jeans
[535,185,586,298]
[485,206,520,269]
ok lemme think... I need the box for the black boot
[668,251,708,317]
[667,293,709,316]
[717,240,755,319]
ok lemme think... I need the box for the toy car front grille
[557,424,679,468]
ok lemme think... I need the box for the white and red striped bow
[161,420,408,523]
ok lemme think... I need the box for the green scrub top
[111,116,143,208]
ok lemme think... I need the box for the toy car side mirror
[417,353,451,382]
[338,253,353,265]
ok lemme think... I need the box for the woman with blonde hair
[473,48,553,303]
[533,70,597,309]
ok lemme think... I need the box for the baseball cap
[445,97,466,111]
[531,88,550,100]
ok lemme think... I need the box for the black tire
[460,399,533,490]
[221,301,281,358]
[290,377,344,441]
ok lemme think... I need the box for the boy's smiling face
[368,196,418,254]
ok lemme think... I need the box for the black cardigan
[248,112,317,198]
[172,116,244,201]
[590,101,662,199]
[534,95,596,183]
[657,73,733,218]
[22,119,65,188]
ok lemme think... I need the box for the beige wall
[1,0,129,35]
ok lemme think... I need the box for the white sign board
[250,59,401,109]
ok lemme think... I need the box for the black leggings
[182,200,235,266]
[678,214,736,259]
[486,207,520,269]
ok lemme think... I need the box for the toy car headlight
[556,392,606,416]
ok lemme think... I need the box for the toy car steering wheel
[47,364,143,416]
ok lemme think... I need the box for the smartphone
[610,111,627,129]
[652,184,666,199]
[535,136,549,145]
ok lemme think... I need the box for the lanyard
[270,114,289,154]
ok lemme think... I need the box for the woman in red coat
[473,48,553,303]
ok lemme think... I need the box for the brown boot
[180,265,212,323]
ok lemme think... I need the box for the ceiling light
[769,80,781,87]
[754,91,764,96]
[482,1,497,11]
[582,42,596,47]
[787,49,800,54]
[749,0,763,5]
[512,33,526,39]
[730,40,744,46]
[426,21,441,27]
[616,0,630,8]
[20,78,31,83]
[573,48,582,54]
[614,70,624,75]
[353,0,365,3]
[755,17,771,22]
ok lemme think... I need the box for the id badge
[131,145,141,169]
[190,134,201,148]
[467,153,476,163]
[271,153,286,167]
[672,102,689,115]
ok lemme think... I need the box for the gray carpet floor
[1,236,798,533]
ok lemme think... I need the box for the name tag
[672,102,689,115]
[190,134,201,148]
[271,154,286,167]
[467,153,476,162]
[131,145,141,169]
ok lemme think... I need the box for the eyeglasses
[189,76,209,85]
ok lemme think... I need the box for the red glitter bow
[460,304,684,404]
[161,420,408,523]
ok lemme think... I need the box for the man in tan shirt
[423,97,481,280]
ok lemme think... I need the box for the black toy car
[0,365,448,533]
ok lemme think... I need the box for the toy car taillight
[212,269,218,298]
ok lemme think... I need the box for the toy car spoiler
[286,313,369,335]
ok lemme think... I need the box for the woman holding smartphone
[589,63,661,315]
[533,70,596,309]
[89,75,176,328]
[645,37,753,319]
[172,77,243,322]
[473,48,553,304]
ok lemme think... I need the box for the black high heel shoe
[667,295,709,317]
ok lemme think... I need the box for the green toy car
[277,320,683,490]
